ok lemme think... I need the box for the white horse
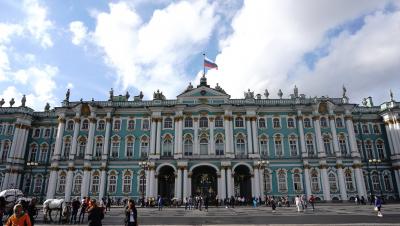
[0,189,24,215]
[43,199,68,223]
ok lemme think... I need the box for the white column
[102,117,112,158]
[209,118,215,155]
[329,116,340,156]
[388,122,400,154]
[81,168,91,198]
[320,165,331,201]
[150,118,157,155]
[254,168,260,197]
[178,119,183,154]
[149,168,155,197]
[155,120,161,155]
[46,170,58,199]
[251,176,255,197]
[297,115,307,157]
[145,169,150,198]
[174,118,179,155]
[259,168,265,199]
[251,118,259,155]
[183,168,188,199]
[246,118,253,155]
[303,164,312,198]
[155,176,158,197]
[345,115,359,157]
[354,165,367,198]
[336,165,348,200]
[187,175,192,197]
[384,124,395,155]
[220,167,226,199]
[2,173,10,190]
[65,169,74,201]
[99,169,107,200]
[177,168,182,200]
[217,174,222,200]
[70,118,80,158]
[226,167,233,198]
[394,169,400,198]
[85,116,96,159]
[194,118,199,155]
[313,116,325,157]
[8,125,20,162]
[224,116,230,156]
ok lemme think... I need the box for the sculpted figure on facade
[9,98,15,107]
[278,89,283,99]
[0,98,5,107]
[44,102,50,111]
[244,89,254,99]
[65,89,70,102]
[21,94,26,107]
[264,89,269,99]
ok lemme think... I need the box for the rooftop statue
[342,85,349,104]
[9,98,15,107]
[134,91,144,101]
[264,89,269,99]
[278,89,283,99]
[153,89,166,100]
[44,103,50,111]
[21,94,26,107]
[65,89,70,102]
[294,85,298,98]
[244,89,254,99]
[0,98,5,107]
[390,89,394,101]
[125,91,130,100]
[109,88,114,101]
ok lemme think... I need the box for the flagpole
[203,53,206,77]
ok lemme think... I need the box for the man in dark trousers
[106,196,112,211]
[71,198,81,224]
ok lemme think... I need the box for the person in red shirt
[6,204,32,226]
[308,195,316,211]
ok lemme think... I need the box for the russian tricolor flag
[204,57,218,70]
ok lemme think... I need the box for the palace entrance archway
[191,166,217,200]
[234,165,252,199]
[157,165,175,199]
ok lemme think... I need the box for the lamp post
[368,158,383,199]
[26,161,39,195]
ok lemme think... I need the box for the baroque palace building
[0,76,399,203]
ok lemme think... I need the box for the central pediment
[177,85,230,102]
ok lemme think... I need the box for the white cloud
[23,0,53,48]
[66,82,74,89]
[0,23,23,81]
[90,0,218,99]
[69,21,88,45]
[0,86,22,107]
[206,0,394,104]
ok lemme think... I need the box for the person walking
[270,198,276,213]
[374,196,383,217]
[125,199,138,226]
[204,196,209,212]
[71,198,80,224]
[106,196,112,212]
[26,198,37,226]
[308,195,315,211]
[295,195,301,212]
[5,204,32,226]
[157,196,163,211]
[87,200,104,226]
[78,197,88,223]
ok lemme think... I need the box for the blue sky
[0,0,399,110]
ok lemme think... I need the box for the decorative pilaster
[253,167,260,197]
[177,167,183,200]
[335,162,347,200]
[313,115,326,157]
[155,120,161,156]
[226,167,233,198]
[259,168,265,199]
[251,117,259,156]
[102,116,112,159]
[329,116,340,156]
[65,166,75,201]
[183,167,188,199]
[150,118,157,155]
[297,114,307,158]
[319,162,331,201]
[193,118,199,155]
[246,117,253,155]
[220,167,226,199]
[209,117,215,155]
[70,116,80,158]
[345,114,359,157]
[99,165,107,201]
[303,162,311,198]
[85,114,96,160]
[353,161,367,199]
[149,166,156,197]
[81,165,92,198]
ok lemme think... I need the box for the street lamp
[368,158,383,199]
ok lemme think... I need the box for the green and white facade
[0,77,400,202]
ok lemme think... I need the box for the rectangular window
[289,140,297,156]
[126,142,134,157]
[275,140,282,157]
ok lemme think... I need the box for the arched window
[214,117,223,128]
[184,117,193,128]
[199,117,208,128]
[81,119,89,130]
[289,135,298,156]
[215,135,224,155]
[91,172,100,193]
[33,175,43,194]
[258,118,266,128]
[235,135,246,155]
[184,135,193,156]
[63,137,71,159]
[287,118,295,128]
[162,136,173,157]
[200,137,208,155]
[338,135,348,156]
[67,120,74,131]
[139,172,146,196]
[372,172,380,192]
[235,117,244,128]
[306,135,314,156]
[293,170,302,192]
[362,124,369,134]
[33,128,40,138]
[328,173,338,192]
[126,136,134,158]
[127,119,135,130]
[311,170,320,192]
[110,136,120,158]
[273,118,280,128]
[383,174,393,191]
[323,135,333,156]
[264,171,271,192]
[142,119,150,130]
[259,135,269,156]
[303,118,311,128]
[44,128,51,137]
[278,170,287,192]
[376,140,385,159]
[23,176,32,194]
[40,144,48,162]
[274,135,283,157]
[164,118,172,129]
[336,118,343,128]
[77,137,86,159]
[320,117,327,127]
[365,140,373,159]
[58,172,66,193]
[73,174,82,194]
[345,169,355,191]
[2,141,10,161]
[108,172,117,193]
[94,137,103,158]
[140,137,149,158]
[97,120,105,130]
[7,125,13,135]
[29,144,38,162]
[113,119,121,130]
[123,171,132,193]
[373,124,381,134]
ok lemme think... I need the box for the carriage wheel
[49,209,60,222]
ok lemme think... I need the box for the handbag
[374,206,378,211]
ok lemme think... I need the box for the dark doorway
[234,165,252,199]
[191,166,217,201]
[158,166,175,200]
